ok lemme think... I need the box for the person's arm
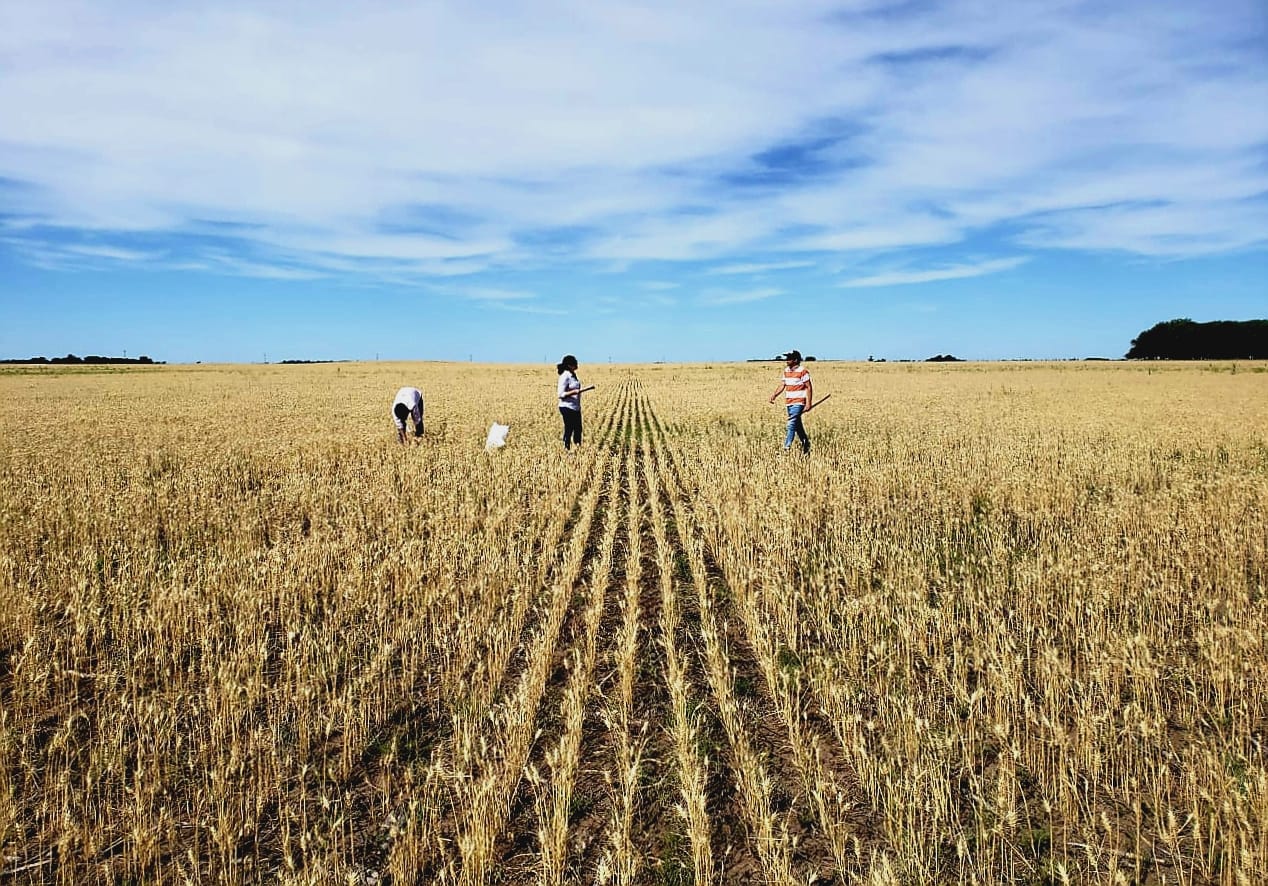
[560,373,584,399]
[805,378,813,410]
[396,424,407,445]
[769,378,785,403]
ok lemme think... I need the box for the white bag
[485,422,510,451]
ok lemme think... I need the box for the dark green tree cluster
[0,354,159,365]
[1126,319,1268,360]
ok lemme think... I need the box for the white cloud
[483,302,567,315]
[206,257,325,280]
[643,293,678,307]
[841,256,1029,288]
[707,260,816,275]
[59,244,160,262]
[0,0,1264,276]
[459,287,539,301]
[1016,201,1268,256]
[700,286,784,305]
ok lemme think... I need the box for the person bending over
[392,386,424,444]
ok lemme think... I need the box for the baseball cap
[779,349,802,362]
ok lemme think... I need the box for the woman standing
[556,355,583,450]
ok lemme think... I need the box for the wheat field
[0,360,1264,885]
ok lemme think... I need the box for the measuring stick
[801,393,831,414]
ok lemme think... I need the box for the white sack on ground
[485,423,510,451]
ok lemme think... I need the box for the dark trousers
[559,407,582,449]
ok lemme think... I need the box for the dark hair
[394,402,410,421]
[557,354,577,375]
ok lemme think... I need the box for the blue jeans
[784,404,809,452]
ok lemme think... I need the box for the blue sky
[2,0,1266,363]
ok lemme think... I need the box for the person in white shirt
[392,386,424,444]
[556,355,583,449]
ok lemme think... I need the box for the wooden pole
[802,393,831,414]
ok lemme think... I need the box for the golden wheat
[1,360,1264,885]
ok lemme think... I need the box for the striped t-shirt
[782,365,811,405]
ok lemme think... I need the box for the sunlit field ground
[1,360,1265,885]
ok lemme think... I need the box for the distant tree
[3,353,162,365]
[1126,318,1268,359]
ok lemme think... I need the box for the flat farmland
[1,361,1265,885]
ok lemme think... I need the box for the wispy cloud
[60,244,161,262]
[0,0,1264,280]
[1015,200,1268,256]
[459,287,539,302]
[700,287,784,305]
[202,252,326,280]
[484,302,567,315]
[707,259,816,275]
[1,237,157,270]
[841,256,1029,288]
[425,283,564,313]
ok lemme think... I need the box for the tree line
[1126,319,1267,360]
[0,354,161,365]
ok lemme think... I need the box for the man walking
[769,350,812,454]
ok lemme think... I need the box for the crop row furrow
[644,389,859,883]
[655,448,798,882]
[531,424,627,885]
[640,393,772,882]
[643,434,718,885]
[456,377,636,883]
[383,388,632,884]
[645,399,888,881]
[439,451,616,885]
[615,386,684,884]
